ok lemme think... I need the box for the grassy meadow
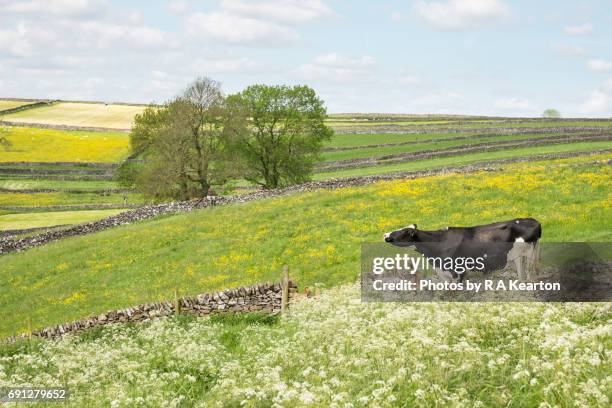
[0,127,130,163]
[1,155,610,336]
[0,102,145,129]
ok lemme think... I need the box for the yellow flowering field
[0,155,610,336]
[0,100,35,111]
[0,126,130,162]
[0,191,143,208]
[1,102,145,129]
[0,209,125,231]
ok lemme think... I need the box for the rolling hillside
[2,105,611,232]
[1,155,610,336]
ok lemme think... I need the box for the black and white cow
[383,218,542,281]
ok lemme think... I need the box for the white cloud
[413,0,510,31]
[184,0,333,47]
[0,22,60,57]
[0,17,169,58]
[0,0,107,17]
[168,1,188,14]
[186,12,297,46]
[580,89,610,114]
[313,53,375,68]
[188,56,263,74]
[564,22,592,36]
[587,59,612,73]
[294,53,375,82]
[62,21,168,50]
[494,97,534,111]
[221,0,333,24]
[603,77,612,92]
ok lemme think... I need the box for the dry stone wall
[5,280,298,342]
[0,120,130,133]
[333,125,612,135]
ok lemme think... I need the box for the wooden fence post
[281,265,289,313]
[27,316,33,339]
[174,287,181,316]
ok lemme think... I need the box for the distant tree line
[119,77,333,201]
[542,109,561,118]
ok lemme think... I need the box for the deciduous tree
[227,85,333,189]
[543,109,561,118]
[128,77,238,200]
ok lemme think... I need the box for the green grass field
[0,102,145,129]
[325,132,486,149]
[1,155,610,336]
[320,132,601,162]
[0,126,130,163]
[315,142,612,179]
[0,209,125,231]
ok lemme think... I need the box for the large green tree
[127,77,238,200]
[227,85,333,189]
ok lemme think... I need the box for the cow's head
[384,224,418,244]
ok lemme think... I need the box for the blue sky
[0,0,611,116]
